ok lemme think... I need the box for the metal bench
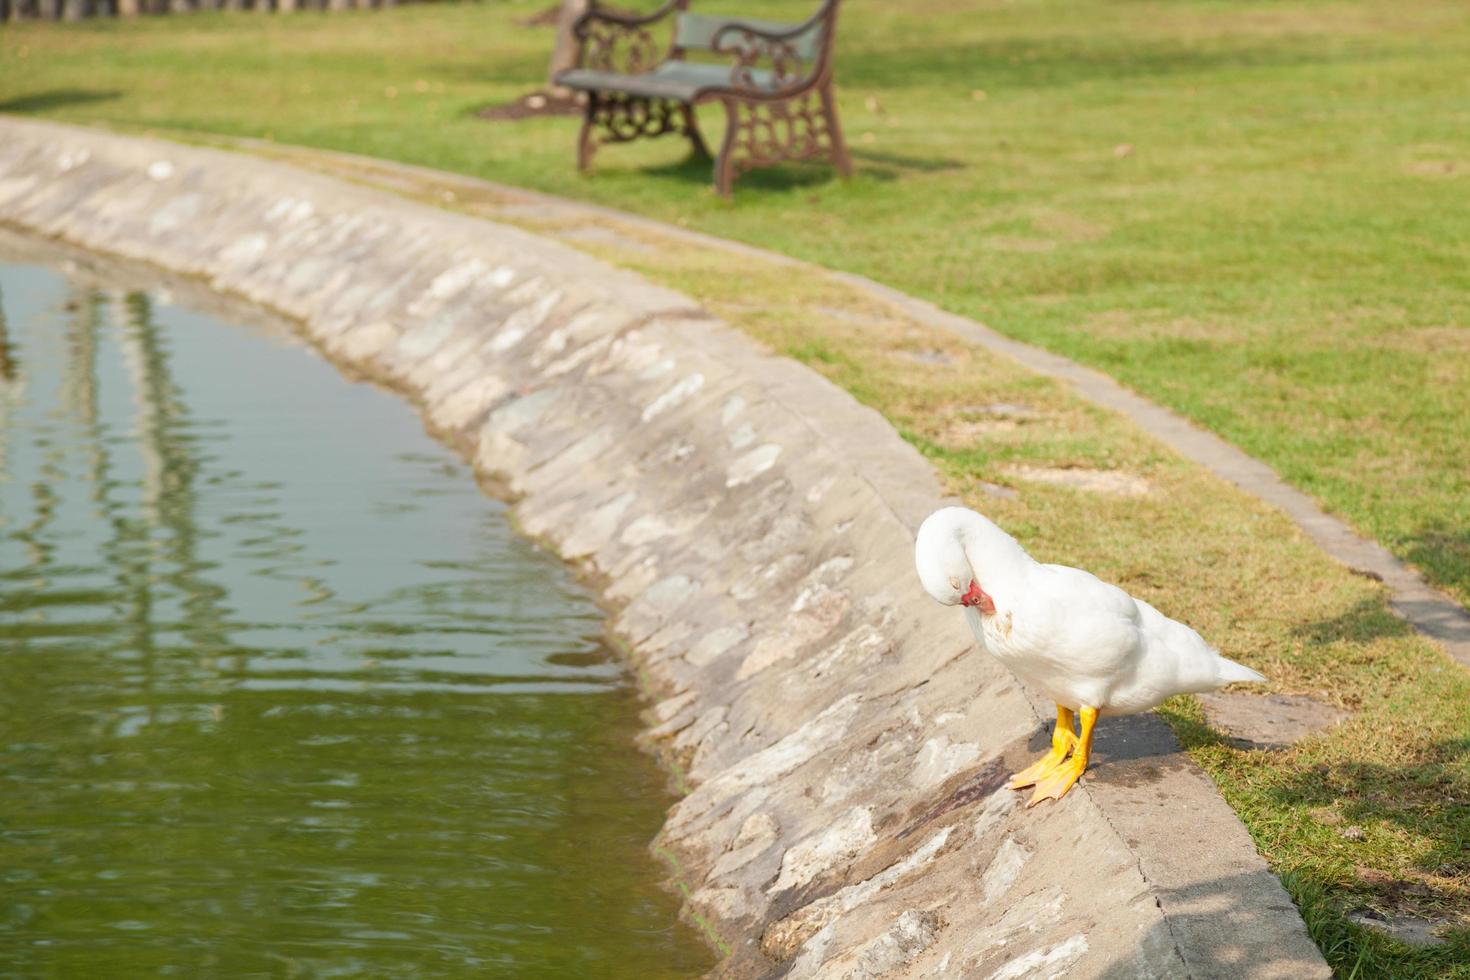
[555,0,851,196]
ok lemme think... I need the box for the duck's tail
[1216,656,1266,685]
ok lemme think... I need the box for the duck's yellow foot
[1009,705,1077,790]
[1025,756,1087,808]
[1023,705,1097,807]
[1008,741,1074,790]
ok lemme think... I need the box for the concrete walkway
[231,137,1470,677]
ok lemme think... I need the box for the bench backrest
[669,0,840,82]
[673,13,825,62]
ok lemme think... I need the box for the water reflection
[0,255,709,977]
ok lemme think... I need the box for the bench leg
[577,96,599,174]
[576,90,705,178]
[714,99,740,198]
[712,88,852,196]
[682,104,711,160]
[820,80,853,179]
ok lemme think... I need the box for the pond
[0,240,711,977]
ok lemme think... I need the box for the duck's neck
[958,514,1034,606]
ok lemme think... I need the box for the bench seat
[558,62,778,102]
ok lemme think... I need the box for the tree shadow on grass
[1290,584,1470,677]
[1264,734,1470,879]
[1259,741,1470,974]
[637,151,856,193]
[611,139,970,191]
[840,34,1371,92]
[849,147,965,175]
[1291,596,1418,648]
[0,89,120,115]
[1155,681,1470,970]
[1128,716,1470,976]
[1404,521,1470,611]
[625,145,963,189]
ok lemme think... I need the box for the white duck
[915,506,1264,806]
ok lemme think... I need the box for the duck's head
[915,506,990,608]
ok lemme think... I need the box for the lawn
[1,0,1466,609]
[3,1,1469,975]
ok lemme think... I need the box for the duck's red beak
[960,580,995,614]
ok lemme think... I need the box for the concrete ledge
[0,117,1330,979]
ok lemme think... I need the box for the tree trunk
[547,0,590,96]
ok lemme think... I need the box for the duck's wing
[1130,597,1253,694]
[1026,563,1144,670]
[1027,566,1262,711]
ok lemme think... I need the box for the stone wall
[0,117,1329,979]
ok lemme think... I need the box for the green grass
[2,0,1465,606]
[3,3,1469,974]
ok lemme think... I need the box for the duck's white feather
[916,506,1264,714]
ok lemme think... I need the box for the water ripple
[0,256,708,977]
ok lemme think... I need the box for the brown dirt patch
[1031,208,1109,243]
[1197,691,1350,750]
[1346,909,1451,948]
[1005,465,1151,496]
[1403,160,1465,179]
[1376,325,1470,355]
[927,403,1044,450]
[935,417,1018,449]
[478,89,584,121]
[982,235,1056,254]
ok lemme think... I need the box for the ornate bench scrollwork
[713,25,804,92]
[572,0,684,74]
[555,0,850,196]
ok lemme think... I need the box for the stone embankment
[0,117,1329,979]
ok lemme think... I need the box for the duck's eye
[948,578,961,590]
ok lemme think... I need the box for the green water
[0,254,710,978]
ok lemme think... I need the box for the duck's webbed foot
[1009,705,1077,789]
[1023,706,1098,808]
[1026,755,1087,807]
